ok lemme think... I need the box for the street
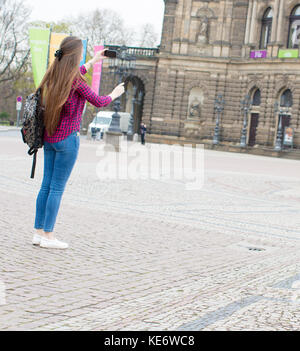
[0,128,300,330]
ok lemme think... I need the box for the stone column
[179,0,192,55]
[244,0,253,44]
[276,0,284,45]
[271,0,280,43]
[161,0,179,53]
[221,0,234,57]
[172,0,184,54]
[249,0,258,45]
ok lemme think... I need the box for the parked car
[87,111,132,139]
[87,113,112,140]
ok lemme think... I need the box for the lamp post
[213,94,225,145]
[136,90,144,137]
[127,85,137,140]
[106,46,136,151]
[240,94,252,148]
[274,102,289,151]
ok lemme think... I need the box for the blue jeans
[34,131,80,232]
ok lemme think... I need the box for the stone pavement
[0,132,299,331]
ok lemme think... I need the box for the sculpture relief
[185,87,205,139]
[189,97,201,118]
[185,128,201,138]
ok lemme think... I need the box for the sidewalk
[0,134,299,330]
[0,126,21,132]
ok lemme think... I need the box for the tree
[137,23,158,48]
[0,0,31,85]
[70,9,136,55]
[29,20,73,35]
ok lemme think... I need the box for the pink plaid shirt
[44,65,112,143]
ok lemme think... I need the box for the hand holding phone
[92,49,109,63]
[104,50,117,58]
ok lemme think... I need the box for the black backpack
[20,88,45,179]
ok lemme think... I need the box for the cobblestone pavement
[0,132,300,331]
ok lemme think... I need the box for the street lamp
[213,94,225,145]
[127,85,137,139]
[108,46,136,134]
[274,101,289,151]
[136,90,144,130]
[240,94,252,148]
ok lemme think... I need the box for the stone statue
[189,98,201,118]
[198,17,208,44]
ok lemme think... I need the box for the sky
[25,0,165,42]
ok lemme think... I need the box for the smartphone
[104,50,117,58]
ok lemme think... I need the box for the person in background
[140,122,147,145]
[32,36,125,249]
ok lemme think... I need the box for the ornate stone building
[100,0,300,150]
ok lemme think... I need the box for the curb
[0,127,21,132]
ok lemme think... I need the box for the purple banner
[250,50,267,59]
[91,45,104,94]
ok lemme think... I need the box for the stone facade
[100,0,300,149]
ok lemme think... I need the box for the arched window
[280,89,293,107]
[252,89,261,106]
[288,6,300,48]
[260,8,273,49]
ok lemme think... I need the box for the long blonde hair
[37,36,86,136]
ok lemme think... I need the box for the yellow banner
[48,33,68,67]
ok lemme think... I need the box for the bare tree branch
[69,8,137,56]
[0,0,31,83]
[137,23,158,48]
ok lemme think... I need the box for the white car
[87,111,132,139]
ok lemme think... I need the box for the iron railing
[106,45,159,57]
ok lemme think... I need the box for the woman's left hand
[93,49,108,63]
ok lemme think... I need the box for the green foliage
[0,112,10,120]
[84,54,93,85]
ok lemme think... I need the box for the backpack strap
[28,147,36,156]
[20,128,26,143]
[30,150,38,179]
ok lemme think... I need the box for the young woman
[32,36,124,249]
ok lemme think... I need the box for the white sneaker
[32,233,43,246]
[40,237,69,249]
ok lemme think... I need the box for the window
[280,89,293,107]
[260,8,273,49]
[252,89,261,106]
[288,6,300,48]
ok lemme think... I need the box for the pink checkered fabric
[44,65,112,143]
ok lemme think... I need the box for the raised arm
[80,65,87,75]
[76,81,113,108]
[81,48,125,103]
